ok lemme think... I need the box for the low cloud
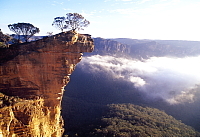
[79,55,200,104]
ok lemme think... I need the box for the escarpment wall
[92,37,130,56]
[0,31,94,137]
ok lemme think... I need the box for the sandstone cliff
[91,37,130,56]
[0,31,94,137]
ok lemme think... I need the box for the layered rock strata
[92,37,130,56]
[0,31,94,137]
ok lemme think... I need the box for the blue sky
[1,0,200,41]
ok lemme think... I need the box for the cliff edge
[0,31,94,136]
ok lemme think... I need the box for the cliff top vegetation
[52,13,90,32]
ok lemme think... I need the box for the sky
[1,0,200,41]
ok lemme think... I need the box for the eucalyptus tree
[52,17,66,32]
[52,13,90,32]
[8,23,40,42]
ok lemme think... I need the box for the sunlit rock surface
[0,31,94,137]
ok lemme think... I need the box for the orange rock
[0,31,94,136]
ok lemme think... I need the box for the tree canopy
[8,23,40,42]
[52,13,90,32]
[52,17,66,32]
[92,104,200,137]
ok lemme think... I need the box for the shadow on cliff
[0,45,20,64]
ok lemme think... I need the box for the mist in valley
[62,38,200,136]
[80,55,200,104]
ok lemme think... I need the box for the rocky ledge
[0,31,94,137]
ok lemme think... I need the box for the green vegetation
[0,29,11,48]
[8,23,40,42]
[63,101,200,137]
[92,104,200,137]
[62,71,200,137]
[52,13,90,32]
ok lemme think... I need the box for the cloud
[117,0,132,1]
[52,1,64,5]
[63,8,71,11]
[104,0,111,2]
[137,0,151,4]
[105,0,133,1]
[80,10,96,18]
[79,55,200,104]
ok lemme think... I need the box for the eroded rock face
[0,31,94,136]
[93,37,130,56]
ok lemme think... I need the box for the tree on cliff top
[52,13,90,32]
[8,23,40,42]
[52,17,66,32]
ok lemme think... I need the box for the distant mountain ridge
[18,35,200,58]
[113,38,200,58]
[86,37,130,56]
[86,37,200,59]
